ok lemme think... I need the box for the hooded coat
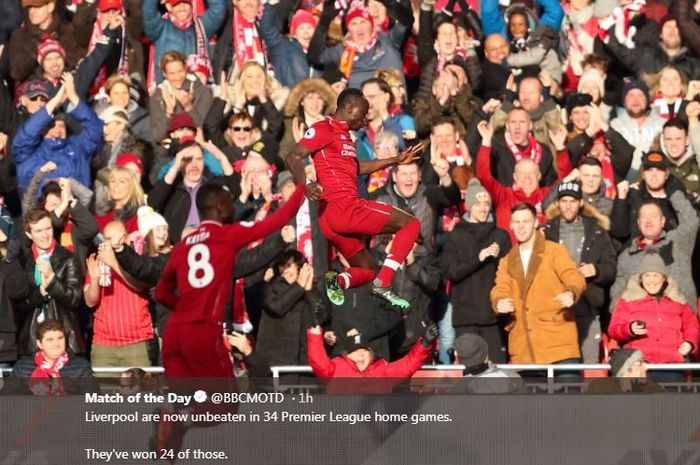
[490,233,586,363]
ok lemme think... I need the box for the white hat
[137,206,168,238]
[100,105,129,126]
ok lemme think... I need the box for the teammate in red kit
[286,88,423,309]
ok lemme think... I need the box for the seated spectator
[450,334,524,394]
[490,203,586,364]
[9,0,88,83]
[85,221,153,373]
[148,137,237,243]
[142,0,225,86]
[225,62,285,141]
[610,80,665,179]
[16,209,84,357]
[610,193,699,311]
[609,252,699,372]
[259,1,320,88]
[307,1,412,89]
[9,319,98,395]
[585,348,663,393]
[95,166,146,234]
[475,119,573,239]
[93,74,151,145]
[258,251,330,368]
[440,180,511,363]
[280,78,337,159]
[149,51,213,144]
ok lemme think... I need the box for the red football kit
[299,116,393,260]
[155,183,306,377]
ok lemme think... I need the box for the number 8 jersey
[155,184,307,325]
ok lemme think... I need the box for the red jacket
[307,330,432,379]
[476,144,572,243]
[609,279,700,363]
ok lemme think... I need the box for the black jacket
[7,353,99,395]
[565,128,634,185]
[440,219,511,326]
[148,172,240,243]
[0,258,30,362]
[15,245,84,356]
[489,131,556,187]
[543,214,617,316]
[258,277,330,366]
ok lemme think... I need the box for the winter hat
[565,92,593,116]
[290,9,317,35]
[641,151,669,171]
[186,55,210,79]
[609,349,644,377]
[37,39,66,65]
[557,181,582,200]
[454,334,489,368]
[116,153,144,174]
[168,113,196,133]
[137,206,168,239]
[464,179,491,209]
[638,251,667,276]
[344,5,373,29]
[577,68,605,99]
[99,106,129,126]
[621,79,650,106]
[98,0,123,12]
[275,170,294,193]
[343,333,373,354]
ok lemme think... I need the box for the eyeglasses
[29,95,48,102]
[230,126,253,132]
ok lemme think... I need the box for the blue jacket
[355,114,412,161]
[259,3,319,88]
[12,101,103,193]
[481,0,564,37]
[142,0,226,83]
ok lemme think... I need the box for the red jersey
[299,116,359,202]
[155,184,306,324]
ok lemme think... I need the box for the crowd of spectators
[0,0,700,391]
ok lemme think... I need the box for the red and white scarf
[652,95,683,120]
[504,132,542,165]
[29,351,69,396]
[598,0,646,49]
[146,4,211,95]
[591,132,617,199]
[339,32,379,78]
[233,9,266,71]
[88,16,129,97]
[435,46,467,73]
[296,199,313,266]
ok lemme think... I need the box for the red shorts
[318,197,393,259]
[162,320,232,378]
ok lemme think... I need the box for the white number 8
[187,244,214,288]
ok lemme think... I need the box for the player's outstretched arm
[286,143,324,200]
[358,143,424,175]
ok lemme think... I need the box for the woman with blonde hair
[95,167,146,234]
[650,65,690,121]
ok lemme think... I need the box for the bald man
[85,221,153,374]
[480,34,510,101]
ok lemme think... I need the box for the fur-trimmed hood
[620,276,687,305]
[544,200,610,231]
[283,78,337,117]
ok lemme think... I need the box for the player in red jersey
[151,145,307,461]
[286,88,423,309]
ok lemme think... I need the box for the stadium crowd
[0,0,700,391]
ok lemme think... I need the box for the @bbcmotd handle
[209,392,285,404]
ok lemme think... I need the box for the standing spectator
[610,80,665,179]
[259,1,320,88]
[440,179,511,363]
[142,0,225,86]
[16,208,83,357]
[9,319,99,395]
[85,221,153,372]
[610,191,699,311]
[12,74,103,194]
[149,51,213,144]
[257,251,330,367]
[655,115,700,206]
[609,252,699,372]
[212,0,267,79]
[92,74,151,145]
[307,0,412,89]
[95,166,146,234]
[491,203,586,364]
[543,182,617,363]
